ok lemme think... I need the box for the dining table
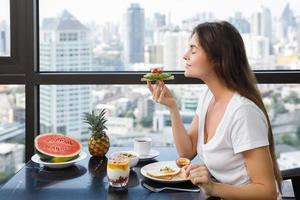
[0,147,221,200]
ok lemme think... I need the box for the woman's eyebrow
[189,44,200,49]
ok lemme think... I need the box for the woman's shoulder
[231,93,267,122]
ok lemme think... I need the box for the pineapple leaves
[83,109,108,135]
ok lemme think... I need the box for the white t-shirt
[196,86,269,186]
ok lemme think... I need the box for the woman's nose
[183,51,189,61]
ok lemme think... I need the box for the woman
[147,21,282,199]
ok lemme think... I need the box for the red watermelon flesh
[35,133,81,163]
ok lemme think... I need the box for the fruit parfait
[107,155,130,188]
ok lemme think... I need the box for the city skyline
[2,1,300,70]
[38,0,300,25]
[1,0,300,25]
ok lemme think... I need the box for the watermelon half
[35,133,82,163]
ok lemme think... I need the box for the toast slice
[141,75,174,82]
[147,167,180,177]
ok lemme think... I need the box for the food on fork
[141,68,174,81]
[176,157,191,168]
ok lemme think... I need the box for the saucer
[138,149,160,161]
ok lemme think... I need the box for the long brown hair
[192,21,282,191]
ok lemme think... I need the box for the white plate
[31,152,87,169]
[138,149,160,161]
[141,161,189,183]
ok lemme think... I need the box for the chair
[281,167,300,200]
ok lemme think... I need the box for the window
[0,1,299,197]
[39,1,300,71]
[39,85,201,147]
[0,0,10,56]
[0,85,25,187]
[39,84,300,158]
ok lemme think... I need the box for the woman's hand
[147,80,177,109]
[184,164,215,196]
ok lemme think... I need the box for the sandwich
[141,68,174,81]
[147,166,180,180]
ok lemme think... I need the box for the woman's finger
[153,81,161,101]
[192,176,208,185]
[157,86,166,103]
[185,164,203,175]
[189,169,209,180]
[147,81,154,94]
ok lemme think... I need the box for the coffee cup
[134,137,152,156]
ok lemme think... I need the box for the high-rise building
[124,3,145,67]
[279,3,296,41]
[153,13,166,28]
[181,86,203,112]
[250,7,272,55]
[229,12,250,34]
[101,22,119,44]
[137,97,155,121]
[281,3,296,28]
[242,34,271,69]
[145,44,164,64]
[40,10,92,142]
[297,30,300,53]
[153,110,194,133]
[163,31,190,70]
[0,20,10,56]
[0,143,24,177]
[251,7,272,39]
[181,12,215,31]
[145,17,154,45]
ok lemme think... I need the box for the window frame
[0,0,300,161]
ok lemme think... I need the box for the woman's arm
[186,146,278,200]
[213,146,277,199]
[169,106,198,160]
[148,80,198,160]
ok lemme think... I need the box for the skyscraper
[153,13,166,28]
[242,34,271,69]
[145,44,163,64]
[279,3,296,41]
[124,3,145,67]
[229,12,250,34]
[251,7,272,39]
[163,30,190,70]
[40,10,92,142]
[251,7,272,54]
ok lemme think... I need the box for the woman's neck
[203,74,235,102]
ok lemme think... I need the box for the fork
[142,182,200,193]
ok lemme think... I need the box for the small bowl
[110,151,139,168]
[176,157,191,168]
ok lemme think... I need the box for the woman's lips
[185,64,192,68]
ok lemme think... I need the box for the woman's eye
[191,52,196,54]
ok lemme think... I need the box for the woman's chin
[184,71,190,77]
[185,71,202,80]
[184,71,195,78]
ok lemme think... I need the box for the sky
[1,0,300,25]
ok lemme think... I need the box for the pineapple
[83,109,110,157]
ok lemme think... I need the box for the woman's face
[183,33,215,80]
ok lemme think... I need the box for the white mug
[134,137,152,156]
